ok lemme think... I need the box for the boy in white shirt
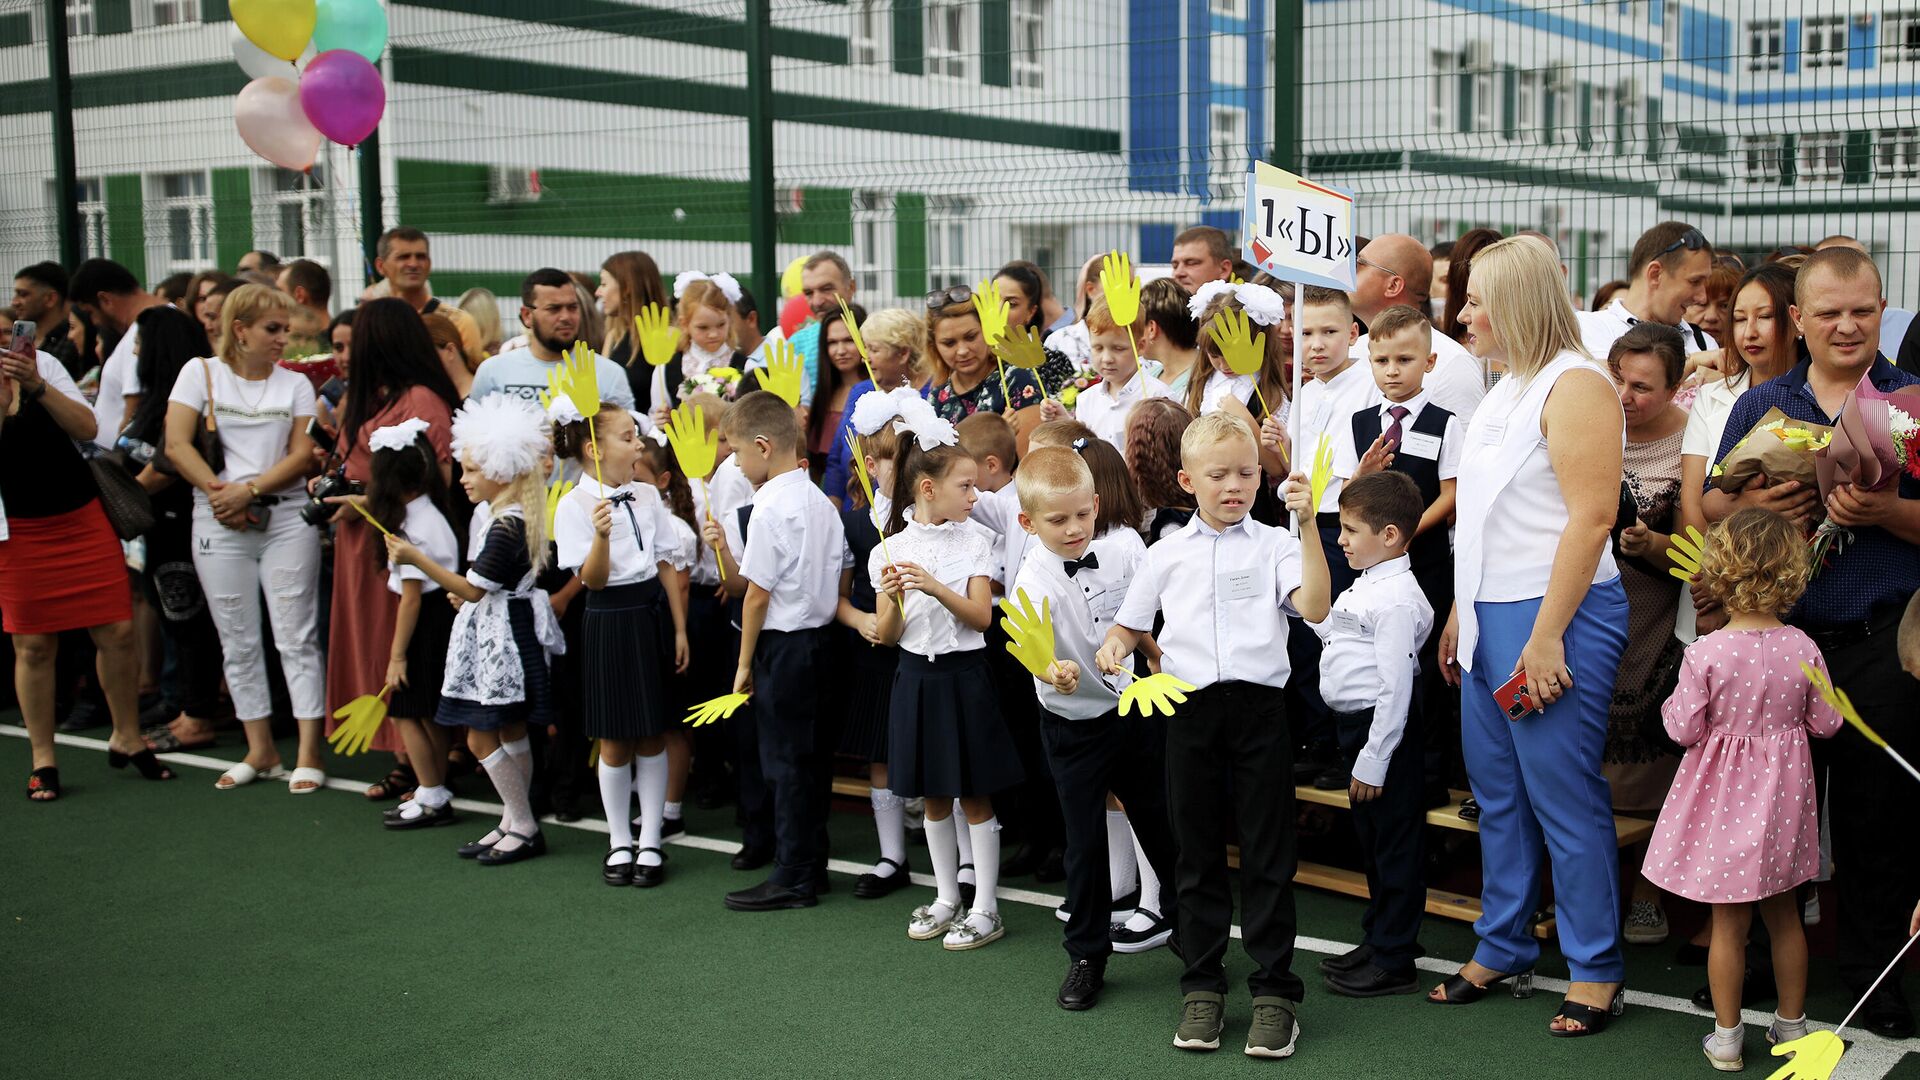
[1302,472,1435,999]
[1095,412,1331,1060]
[1041,297,1172,447]
[1012,448,1177,1012]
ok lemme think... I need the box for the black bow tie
[1063,552,1099,577]
[606,491,646,553]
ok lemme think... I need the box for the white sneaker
[1624,899,1670,944]
[1702,1032,1744,1072]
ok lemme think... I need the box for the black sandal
[364,765,417,801]
[1428,967,1536,1005]
[26,766,60,802]
[1549,988,1625,1037]
[108,746,175,780]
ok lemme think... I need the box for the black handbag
[86,448,155,540]
[166,356,225,477]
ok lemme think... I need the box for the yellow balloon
[781,256,806,298]
[233,0,317,62]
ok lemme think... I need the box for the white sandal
[287,766,328,795]
[214,762,285,790]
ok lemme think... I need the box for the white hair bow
[851,385,922,437]
[546,394,584,426]
[451,395,552,484]
[368,417,431,454]
[673,271,744,306]
[892,394,958,449]
[1186,281,1287,328]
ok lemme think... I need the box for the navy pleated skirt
[581,579,671,740]
[388,589,454,719]
[886,650,1023,798]
[837,624,898,761]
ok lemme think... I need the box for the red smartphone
[1494,669,1540,720]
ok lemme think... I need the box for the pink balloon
[299,49,385,146]
[235,76,322,171]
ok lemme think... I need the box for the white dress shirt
[1311,555,1434,787]
[1577,298,1718,362]
[1115,513,1304,691]
[1352,329,1486,423]
[1198,370,1255,415]
[1075,372,1173,448]
[388,495,461,595]
[554,477,688,585]
[740,468,848,632]
[1331,389,1463,485]
[965,482,1031,590]
[1292,360,1378,513]
[869,518,995,660]
[1013,528,1147,720]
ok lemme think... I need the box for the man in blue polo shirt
[1708,246,1920,1039]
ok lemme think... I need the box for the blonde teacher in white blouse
[1432,237,1631,1038]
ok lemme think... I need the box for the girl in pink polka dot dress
[1642,509,1843,1071]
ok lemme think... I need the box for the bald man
[1821,235,1914,361]
[1349,234,1487,421]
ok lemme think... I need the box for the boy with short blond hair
[1054,296,1173,447]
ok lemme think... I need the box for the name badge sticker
[1477,418,1506,446]
[1218,568,1259,602]
[1399,431,1443,460]
[1330,609,1364,636]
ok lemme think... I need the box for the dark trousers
[727,626,775,855]
[1040,706,1179,964]
[753,626,834,889]
[146,510,223,719]
[1166,681,1302,1000]
[989,629,1064,854]
[1822,621,1920,1000]
[1333,707,1426,973]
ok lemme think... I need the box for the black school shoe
[1318,943,1373,975]
[633,847,666,888]
[1325,962,1420,998]
[731,844,773,871]
[383,801,457,830]
[724,879,817,911]
[855,857,912,899]
[1058,959,1105,1011]
[603,849,635,886]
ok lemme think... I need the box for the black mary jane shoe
[384,801,457,830]
[476,830,547,867]
[108,746,175,781]
[1549,988,1626,1038]
[1428,967,1536,1005]
[457,829,507,858]
[602,848,636,886]
[854,857,912,899]
[632,847,666,889]
[26,766,61,802]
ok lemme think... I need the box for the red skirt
[0,500,133,634]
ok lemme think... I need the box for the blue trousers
[1462,578,1628,983]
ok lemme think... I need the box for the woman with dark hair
[807,302,866,474]
[598,250,668,369]
[126,307,227,754]
[992,261,1076,397]
[325,299,461,799]
[1441,228,1503,346]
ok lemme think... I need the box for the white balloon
[235,77,323,172]
[230,22,313,81]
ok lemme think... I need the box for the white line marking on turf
[12,726,1910,1076]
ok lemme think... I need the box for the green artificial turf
[5,726,1918,1079]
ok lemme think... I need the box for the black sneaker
[724,879,817,911]
[1318,943,1373,975]
[1058,959,1105,1011]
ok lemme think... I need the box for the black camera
[301,468,365,526]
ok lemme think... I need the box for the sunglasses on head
[1655,227,1710,260]
[924,285,974,309]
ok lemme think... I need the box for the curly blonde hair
[1700,508,1812,617]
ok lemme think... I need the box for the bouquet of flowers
[1809,375,1920,570]
[1709,408,1833,493]
[1055,364,1101,409]
[277,353,340,395]
[680,365,744,402]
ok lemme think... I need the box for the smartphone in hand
[1494,669,1540,720]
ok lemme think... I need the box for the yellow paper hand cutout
[1308,433,1336,512]
[327,685,392,757]
[836,295,879,386]
[1119,671,1197,717]
[1802,661,1920,783]
[762,338,805,407]
[1209,307,1267,378]
[1100,251,1142,328]
[1668,524,1707,584]
[664,402,719,481]
[545,477,574,533]
[997,589,1057,682]
[973,277,1012,346]
[1765,1031,1844,1080]
[562,341,601,420]
[992,324,1047,371]
[347,499,393,538]
[635,303,680,368]
[847,431,905,617]
[685,692,751,728]
[538,363,565,412]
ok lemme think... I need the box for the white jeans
[191,500,325,722]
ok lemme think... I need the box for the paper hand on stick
[685,692,751,728]
[327,685,392,757]
[1802,661,1920,783]
[1209,308,1267,378]
[635,303,680,368]
[972,278,1012,347]
[1308,434,1337,513]
[538,364,565,412]
[847,432,905,617]
[997,589,1058,682]
[992,325,1046,371]
[762,338,805,407]
[545,478,574,533]
[347,499,393,538]
[1100,252,1142,327]
[562,342,601,419]
[1119,671,1197,717]
[666,404,727,580]
[1668,525,1708,584]
[1764,1031,1844,1080]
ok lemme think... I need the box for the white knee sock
[1106,810,1138,901]
[598,761,635,861]
[968,816,1002,916]
[953,799,975,881]
[634,752,668,867]
[1133,824,1162,915]
[483,747,535,841]
[924,814,961,907]
[871,787,906,876]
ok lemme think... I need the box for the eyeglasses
[1654,227,1710,260]
[1357,255,1405,281]
[924,285,974,309]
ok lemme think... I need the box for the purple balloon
[299,49,385,146]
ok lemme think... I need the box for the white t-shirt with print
[166,357,316,492]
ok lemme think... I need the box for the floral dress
[931,367,1043,423]
[1603,424,1687,812]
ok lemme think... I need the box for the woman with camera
[322,300,459,801]
[164,284,328,792]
